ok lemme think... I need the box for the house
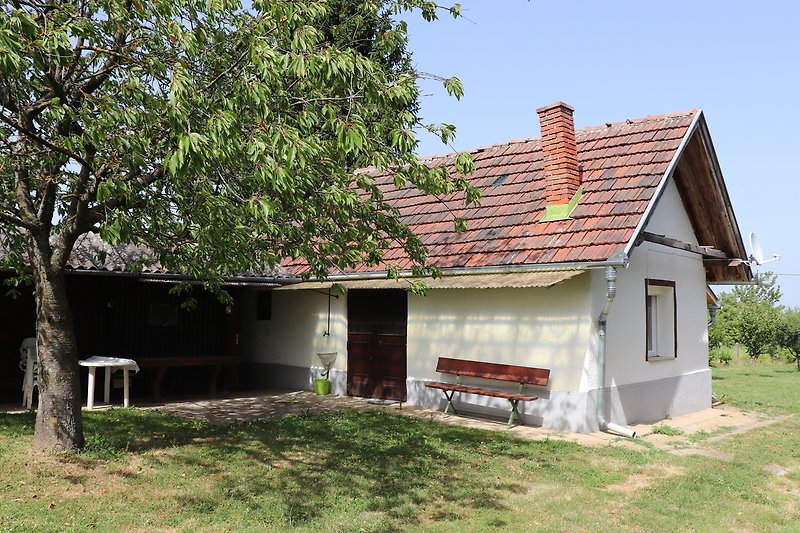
[3,102,751,434]
[239,102,752,433]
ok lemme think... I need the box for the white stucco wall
[241,289,347,373]
[594,177,711,423]
[607,179,708,380]
[407,275,593,392]
[242,276,594,392]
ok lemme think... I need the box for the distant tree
[778,309,800,370]
[730,271,782,306]
[709,292,738,350]
[736,301,782,361]
[709,271,783,361]
[0,0,476,451]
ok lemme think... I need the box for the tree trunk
[31,260,84,451]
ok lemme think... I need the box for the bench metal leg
[442,390,458,415]
[507,400,523,428]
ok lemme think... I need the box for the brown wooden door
[347,289,407,401]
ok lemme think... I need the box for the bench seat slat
[426,381,538,402]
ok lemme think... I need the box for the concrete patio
[3,388,785,454]
[143,388,783,452]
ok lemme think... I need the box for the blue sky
[404,1,800,307]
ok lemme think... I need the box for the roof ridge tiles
[575,110,698,137]
[420,137,539,163]
[417,109,697,162]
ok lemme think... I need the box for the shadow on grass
[206,410,540,524]
[0,410,36,438]
[2,407,587,528]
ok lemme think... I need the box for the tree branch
[85,167,165,226]
[0,209,38,231]
[0,113,91,168]
[62,36,85,83]
[73,2,132,104]
[13,157,40,230]
[0,77,19,114]
[62,147,97,234]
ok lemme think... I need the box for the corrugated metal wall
[0,274,233,403]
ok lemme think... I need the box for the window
[645,279,676,360]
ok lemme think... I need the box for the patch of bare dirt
[2,450,131,505]
[606,463,685,494]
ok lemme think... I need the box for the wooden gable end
[671,116,751,283]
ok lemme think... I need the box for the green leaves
[2,0,480,288]
[710,273,795,362]
[0,10,33,74]
[443,76,464,100]
[167,132,208,175]
[337,119,367,154]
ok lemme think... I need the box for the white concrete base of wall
[410,369,711,433]
[606,368,712,426]
[239,362,711,434]
[408,379,597,433]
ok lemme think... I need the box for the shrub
[709,346,733,366]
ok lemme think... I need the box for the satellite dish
[749,232,780,265]
[750,232,765,264]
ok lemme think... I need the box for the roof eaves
[693,115,752,281]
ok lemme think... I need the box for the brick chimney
[537,102,581,207]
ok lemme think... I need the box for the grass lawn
[1,364,799,532]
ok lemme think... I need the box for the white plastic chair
[19,337,38,410]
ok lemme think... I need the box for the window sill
[647,355,676,362]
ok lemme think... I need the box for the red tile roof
[286,110,698,276]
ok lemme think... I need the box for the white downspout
[597,266,637,438]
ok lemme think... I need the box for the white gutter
[623,110,703,259]
[597,266,636,438]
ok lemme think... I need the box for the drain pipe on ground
[597,266,637,438]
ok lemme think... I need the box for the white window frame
[645,279,677,361]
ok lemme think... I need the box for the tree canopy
[709,272,800,366]
[0,0,477,451]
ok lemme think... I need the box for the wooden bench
[137,356,239,401]
[425,357,550,428]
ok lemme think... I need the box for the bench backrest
[435,357,550,386]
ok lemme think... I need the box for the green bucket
[313,378,331,396]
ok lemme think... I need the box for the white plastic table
[78,356,139,409]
